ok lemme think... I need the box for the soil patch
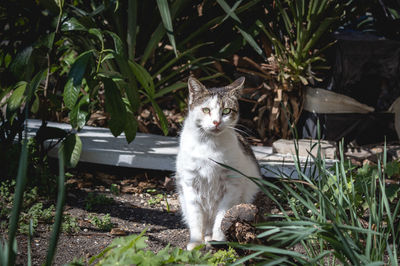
[1,163,188,265]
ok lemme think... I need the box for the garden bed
[1,165,188,265]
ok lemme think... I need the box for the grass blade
[156,0,177,56]
[44,144,66,266]
[127,0,138,61]
[27,219,33,266]
[6,138,29,266]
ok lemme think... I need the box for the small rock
[110,228,127,236]
[163,176,175,191]
[273,139,337,159]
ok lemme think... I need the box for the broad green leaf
[103,78,127,137]
[88,28,104,48]
[63,79,78,110]
[69,94,89,129]
[113,54,140,112]
[10,46,33,78]
[385,161,400,177]
[30,92,40,114]
[7,81,28,113]
[27,69,47,102]
[61,17,87,31]
[35,126,67,144]
[63,133,82,168]
[63,51,92,109]
[124,110,138,144]
[105,31,124,55]
[156,0,177,56]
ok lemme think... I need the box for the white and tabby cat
[176,76,260,250]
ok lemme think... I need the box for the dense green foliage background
[1,0,400,265]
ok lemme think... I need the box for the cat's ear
[226,77,245,97]
[188,77,206,103]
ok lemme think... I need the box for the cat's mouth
[209,127,224,134]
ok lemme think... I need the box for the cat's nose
[213,120,221,127]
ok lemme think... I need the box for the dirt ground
[2,163,188,266]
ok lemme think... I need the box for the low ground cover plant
[84,192,114,211]
[226,140,400,265]
[79,230,238,266]
[88,214,114,232]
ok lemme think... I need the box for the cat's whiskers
[227,126,250,137]
[235,124,252,132]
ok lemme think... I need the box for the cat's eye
[202,107,210,114]
[222,108,231,115]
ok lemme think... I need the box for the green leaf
[27,69,47,102]
[141,0,187,65]
[103,78,127,137]
[30,93,40,114]
[88,28,104,49]
[127,0,138,61]
[156,0,177,56]
[237,26,265,58]
[35,126,67,144]
[63,51,92,109]
[63,134,82,169]
[10,46,33,78]
[124,111,138,144]
[63,79,79,110]
[113,55,140,112]
[105,31,124,55]
[7,81,28,113]
[151,100,168,136]
[217,0,242,23]
[45,143,66,266]
[385,184,400,203]
[7,138,29,266]
[385,161,400,177]
[61,17,87,31]
[69,94,89,129]
[128,61,155,97]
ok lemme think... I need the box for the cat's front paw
[187,241,202,250]
[212,231,226,242]
[204,235,213,242]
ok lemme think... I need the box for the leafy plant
[220,139,400,265]
[88,230,213,265]
[88,214,114,231]
[217,0,353,140]
[207,246,238,265]
[84,193,114,211]
[110,183,119,195]
[0,113,67,266]
[61,215,80,234]
[147,193,164,206]
[19,203,55,234]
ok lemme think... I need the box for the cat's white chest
[177,128,238,178]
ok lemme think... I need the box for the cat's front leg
[180,184,205,250]
[211,188,241,241]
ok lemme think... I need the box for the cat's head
[187,76,245,135]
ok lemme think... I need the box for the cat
[175,76,261,250]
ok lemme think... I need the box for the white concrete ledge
[26,119,334,179]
